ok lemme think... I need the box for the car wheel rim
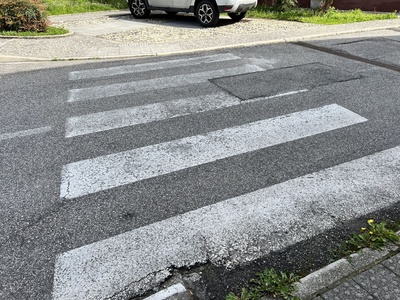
[198,3,213,24]
[131,0,146,16]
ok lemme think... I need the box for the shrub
[274,0,299,11]
[0,0,48,32]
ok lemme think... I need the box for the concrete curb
[141,235,400,300]
[0,31,73,39]
[1,17,399,62]
[292,230,400,300]
[293,244,400,299]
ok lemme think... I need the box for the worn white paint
[67,64,264,102]
[60,104,367,199]
[52,145,400,300]
[65,90,310,138]
[65,93,239,137]
[144,283,187,300]
[0,126,52,141]
[68,53,241,80]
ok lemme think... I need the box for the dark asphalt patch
[210,63,360,100]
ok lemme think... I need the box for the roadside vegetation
[0,26,68,36]
[42,0,125,15]
[1,0,397,37]
[247,6,398,25]
[226,268,300,300]
[334,219,400,258]
[226,220,400,300]
[0,0,70,36]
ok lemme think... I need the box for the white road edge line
[52,145,400,300]
[68,53,241,80]
[0,126,52,141]
[67,64,265,102]
[144,283,187,300]
[60,104,367,199]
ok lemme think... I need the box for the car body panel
[148,0,173,7]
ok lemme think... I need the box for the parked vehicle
[127,0,257,27]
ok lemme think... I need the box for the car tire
[196,0,219,27]
[228,12,246,22]
[128,0,150,19]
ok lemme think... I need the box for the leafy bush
[0,0,48,32]
[274,0,299,11]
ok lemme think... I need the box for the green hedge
[0,0,48,32]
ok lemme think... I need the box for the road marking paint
[0,126,52,141]
[60,104,367,199]
[68,53,241,80]
[65,93,239,138]
[144,283,187,300]
[67,64,265,102]
[65,89,309,138]
[52,146,400,300]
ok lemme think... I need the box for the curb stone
[0,31,73,39]
[140,239,400,300]
[292,230,400,300]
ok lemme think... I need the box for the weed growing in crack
[335,219,400,257]
[226,268,300,300]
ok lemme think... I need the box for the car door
[148,0,173,8]
[172,0,193,9]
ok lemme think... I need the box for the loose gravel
[51,11,320,44]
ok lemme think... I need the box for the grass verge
[247,7,398,24]
[0,26,69,36]
[42,0,126,15]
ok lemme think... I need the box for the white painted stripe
[69,53,241,80]
[65,90,309,138]
[60,104,367,199]
[0,126,52,141]
[65,93,239,138]
[52,146,400,300]
[67,64,265,102]
[144,283,186,300]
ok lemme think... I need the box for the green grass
[247,7,398,24]
[0,26,69,36]
[334,220,400,258]
[42,0,126,15]
[226,268,300,300]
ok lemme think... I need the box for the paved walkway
[295,243,400,300]
[0,10,400,61]
[1,10,399,300]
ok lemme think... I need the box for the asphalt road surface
[1,32,400,300]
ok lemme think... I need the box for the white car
[127,0,257,27]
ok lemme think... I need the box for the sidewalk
[295,243,400,300]
[0,10,400,61]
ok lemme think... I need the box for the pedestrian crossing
[68,64,264,102]
[68,53,241,80]
[52,53,400,300]
[61,104,366,199]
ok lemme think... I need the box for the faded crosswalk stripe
[53,145,400,300]
[65,93,238,138]
[60,104,367,199]
[65,90,309,138]
[68,53,241,80]
[0,126,52,141]
[67,64,264,102]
